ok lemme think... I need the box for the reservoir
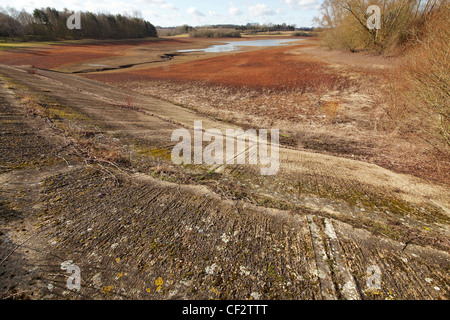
[179,38,303,53]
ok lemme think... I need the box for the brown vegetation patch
[87,44,353,92]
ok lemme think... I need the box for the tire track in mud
[307,215,337,300]
[36,168,322,299]
[306,214,361,300]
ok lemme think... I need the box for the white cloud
[186,7,205,17]
[0,0,321,27]
[4,0,179,15]
[208,10,220,16]
[228,2,242,16]
[248,3,275,17]
[161,3,177,10]
[144,0,178,10]
[284,0,321,10]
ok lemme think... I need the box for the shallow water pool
[178,38,303,53]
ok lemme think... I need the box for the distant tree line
[157,24,242,37]
[235,23,298,33]
[0,7,157,41]
[157,23,314,37]
[188,28,242,38]
[157,24,194,37]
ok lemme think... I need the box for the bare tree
[315,0,447,53]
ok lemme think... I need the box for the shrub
[189,28,241,38]
[387,4,449,151]
[315,0,447,54]
[291,31,316,37]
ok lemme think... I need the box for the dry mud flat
[0,64,449,300]
[0,37,297,74]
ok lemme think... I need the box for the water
[179,38,303,53]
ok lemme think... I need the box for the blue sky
[0,0,324,27]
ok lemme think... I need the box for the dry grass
[321,100,341,120]
[18,93,130,168]
[20,95,49,118]
[384,5,449,156]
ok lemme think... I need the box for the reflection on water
[179,38,303,53]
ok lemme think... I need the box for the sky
[0,0,324,27]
